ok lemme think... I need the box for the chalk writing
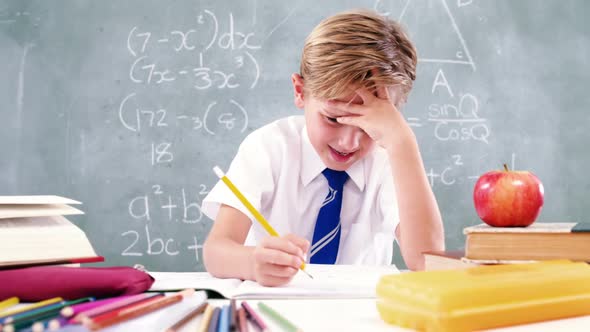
[122,184,211,262]
[428,93,490,144]
[125,10,260,89]
[128,185,209,223]
[121,227,204,263]
[426,153,518,188]
[118,93,249,135]
[121,226,180,257]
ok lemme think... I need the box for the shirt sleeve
[201,130,275,223]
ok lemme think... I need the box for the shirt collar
[300,126,366,191]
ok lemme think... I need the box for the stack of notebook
[0,195,103,269]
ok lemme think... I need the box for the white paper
[149,264,399,299]
[0,195,81,205]
[0,204,84,219]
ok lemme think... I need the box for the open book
[0,196,103,268]
[149,264,400,299]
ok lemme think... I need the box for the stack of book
[424,222,590,270]
[0,195,103,269]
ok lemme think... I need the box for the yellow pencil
[213,166,313,278]
[0,297,19,312]
[0,297,63,318]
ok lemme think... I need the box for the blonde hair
[300,9,417,102]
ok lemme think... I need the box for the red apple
[473,164,544,227]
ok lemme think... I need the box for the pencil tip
[180,288,195,297]
[302,270,313,279]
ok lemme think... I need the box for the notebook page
[233,264,400,299]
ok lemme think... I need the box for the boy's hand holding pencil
[213,166,313,286]
[253,234,310,287]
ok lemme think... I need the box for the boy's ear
[291,73,305,109]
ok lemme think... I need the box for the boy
[202,9,444,286]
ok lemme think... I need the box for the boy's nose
[337,125,363,151]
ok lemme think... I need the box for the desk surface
[215,299,590,332]
[115,298,590,332]
[33,296,590,332]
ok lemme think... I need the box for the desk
[113,298,590,332]
[204,299,590,332]
[28,297,590,332]
[146,265,590,331]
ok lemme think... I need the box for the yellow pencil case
[376,260,590,332]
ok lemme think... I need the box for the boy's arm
[329,87,445,270]
[389,132,445,271]
[203,204,255,281]
[202,128,308,285]
[203,204,309,285]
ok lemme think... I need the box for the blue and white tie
[309,169,349,264]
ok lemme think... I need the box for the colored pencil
[2,297,92,330]
[258,302,302,332]
[0,298,18,312]
[31,316,67,332]
[213,166,312,278]
[229,299,237,331]
[165,301,208,332]
[61,295,134,318]
[237,308,249,332]
[0,298,63,320]
[218,305,230,332]
[84,289,194,331]
[4,308,64,332]
[87,294,168,324]
[83,293,171,327]
[72,293,160,323]
[240,301,268,332]
[207,307,221,332]
[197,305,214,332]
[0,256,105,271]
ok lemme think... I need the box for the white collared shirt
[202,115,399,265]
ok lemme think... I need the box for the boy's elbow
[401,237,445,271]
[404,253,425,271]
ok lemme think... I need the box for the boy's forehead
[320,85,404,105]
[332,91,364,105]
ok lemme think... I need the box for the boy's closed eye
[326,116,339,123]
[321,109,341,123]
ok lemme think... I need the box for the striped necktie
[309,169,349,264]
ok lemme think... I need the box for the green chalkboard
[1,0,589,271]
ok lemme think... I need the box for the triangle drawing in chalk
[375,0,476,71]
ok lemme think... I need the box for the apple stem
[503,164,509,172]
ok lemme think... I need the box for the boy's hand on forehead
[326,85,414,152]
